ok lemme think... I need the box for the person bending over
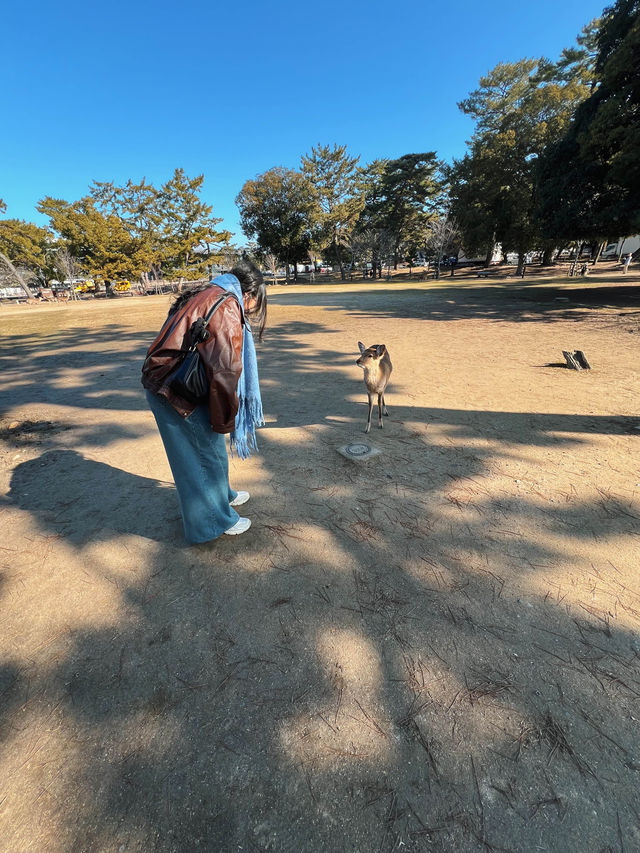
[142,259,267,542]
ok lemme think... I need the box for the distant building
[602,236,640,259]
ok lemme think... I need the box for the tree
[418,216,461,278]
[37,196,151,283]
[263,253,280,281]
[89,170,231,282]
[538,1,640,241]
[91,170,231,281]
[0,218,53,296]
[554,18,601,89]
[358,154,441,268]
[154,169,230,280]
[90,178,160,282]
[220,243,244,271]
[53,248,85,294]
[445,154,498,265]
[452,50,594,273]
[301,143,363,280]
[346,227,393,278]
[236,167,315,283]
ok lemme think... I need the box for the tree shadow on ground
[0,324,153,416]
[5,450,182,545]
[2,308,640,852]
[4,434,640,851]
[259,319,639,441]
[268,281,640,326]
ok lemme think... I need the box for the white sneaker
[224,517,251,535]
[230,491,250,507]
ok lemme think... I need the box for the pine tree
[301,144,363,280]
[451,47,594,271]
[358,154,440,268]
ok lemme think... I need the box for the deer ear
[376,345,386,357]
[358,341,365,354]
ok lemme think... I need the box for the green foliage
[0,218,54,280]
[236,167,315,278]
[153,169,230,278]
[357,153,441,265]
[37,169,229,282]
[452,47,594,260]
[89,169,230,279]
[554,18,600,87]
[301,143,364,277]
[37,196,151,281]
[538,0,640,240]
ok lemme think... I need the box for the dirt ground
[1,268,640,852]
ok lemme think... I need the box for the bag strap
[187,291,242,351]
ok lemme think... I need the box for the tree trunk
[541,247,555,266]
[515,251,526,277]
[592,241,606,264]
[332,235,345,281]
[484,241,495,268]
[0,253,33,298]
[569,242,584,276]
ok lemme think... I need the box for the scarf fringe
[230,397,264,460]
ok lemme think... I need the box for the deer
[356,341,392,433]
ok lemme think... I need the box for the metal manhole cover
[346,443,371,456]
[337,443,382,462]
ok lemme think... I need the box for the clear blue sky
[2,0,605,242]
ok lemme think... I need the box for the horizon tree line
[1,0,637,296]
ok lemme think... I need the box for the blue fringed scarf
[211,273,264,459]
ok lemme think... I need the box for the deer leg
[377,393,383,429]
[365,394,373,433]
[381,393,389,416]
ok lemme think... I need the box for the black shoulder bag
[167,291,240,405]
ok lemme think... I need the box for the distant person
[622,253,633,274]
[141,259,267,542]
[449,255,458,277]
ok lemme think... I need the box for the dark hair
[167,282,211,318]
[167,259,267,340]
[230,258,267,341]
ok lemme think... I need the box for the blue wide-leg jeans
[146,390,239,543]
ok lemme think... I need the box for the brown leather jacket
[141,285,244,433]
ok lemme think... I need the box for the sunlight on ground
[280,628,394,767]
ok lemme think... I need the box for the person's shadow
[5,449,182,545]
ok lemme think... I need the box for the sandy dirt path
[1,275,640,852]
